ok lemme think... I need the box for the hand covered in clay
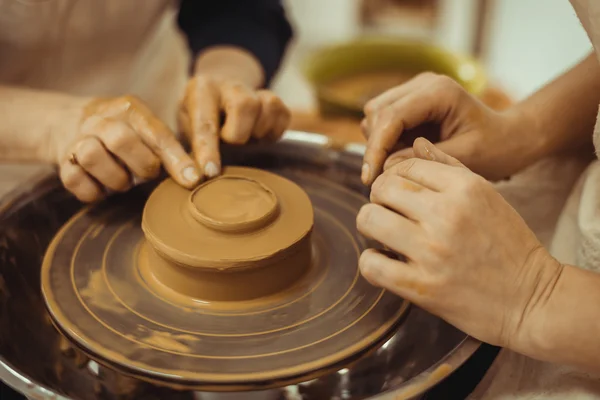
[57,96,201,203]
[360,72,535,185]
[178,74,291,179]
[356,137,562,348]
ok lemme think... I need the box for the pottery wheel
[41,166,408,389]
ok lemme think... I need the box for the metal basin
[0,131,479,400]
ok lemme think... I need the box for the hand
[356,138,562,348]
[178,74,291,179]
[56,96,201,203]
[360,73,539,185]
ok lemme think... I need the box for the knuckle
[75,139,102,167]
[356,204,377,230]
[232,96,260,113]
[153,131,179,153]
[221,131,249,145]
[60,167,82,190]
[111,176,131,192]
[195,120,218,136]
[433,74,456,87]
[457,173,486,196]
[76,188,101,203]
[141,159,161,179]
[260,91,280,107]
[186,76,213,98]
[414,71,438,83]
[119,95,141,108]
[393,158,417,177]
[364,101,377,115]
[279,106,292,124]
[425,239,452,261]
[370,173,389,201]
[358,250,378,275]
[103,126,135,152]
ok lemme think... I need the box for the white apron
[471,1,600,398]
[0,0,190,130]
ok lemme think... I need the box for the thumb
[383,134,475,171]
[413,137,467,168]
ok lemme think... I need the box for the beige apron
[470,1,600,398]
[0,0,190,130]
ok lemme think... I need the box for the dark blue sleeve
[177,0,294,87]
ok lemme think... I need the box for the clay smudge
[136,327,199,353]
[80,270,127,314]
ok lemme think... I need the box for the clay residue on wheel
[80,270,127,315]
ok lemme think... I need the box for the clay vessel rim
[187,175,280,233]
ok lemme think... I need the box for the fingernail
[182,166,200,183]
[361,163,371,184]
[204,162,220,178]
[424,146,436,161]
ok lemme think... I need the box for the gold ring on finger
[68,153,78,165]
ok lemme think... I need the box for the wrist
[193,46,265,89]
[500,105,548,169]
[509,253,565,358]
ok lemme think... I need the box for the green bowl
[302,37,487,119]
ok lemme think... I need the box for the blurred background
[274,0,592,141]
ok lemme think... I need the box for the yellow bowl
[302,37,487,119]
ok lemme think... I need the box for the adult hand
[360,72,538,185]
[56,96,201,203]
[356,137,562,348]
[178,74,291,179]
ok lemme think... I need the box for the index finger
[184,78,222,178]
[364,72,437,114]
[362,87,454,186]
[127,101,201,188]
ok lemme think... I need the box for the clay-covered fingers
[361,74,466,185]
[83,117,162,182]
[123,99,200,188]
[181,77,222,179]
[67,135,131,193]
[59,161,104,203]
[253,90,291,141]
[219,82,261,145]
[358,249,422,301]
[356,203,423,258]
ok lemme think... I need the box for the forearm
[0,85,87,163]
[514,53,600,162]
[177,0,293,87]
[193,46,265,89]
[517,263,600,373]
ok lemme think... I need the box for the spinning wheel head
[41,166,408,390]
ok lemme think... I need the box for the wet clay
[190,176,279,232]
[141,166,314,301]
